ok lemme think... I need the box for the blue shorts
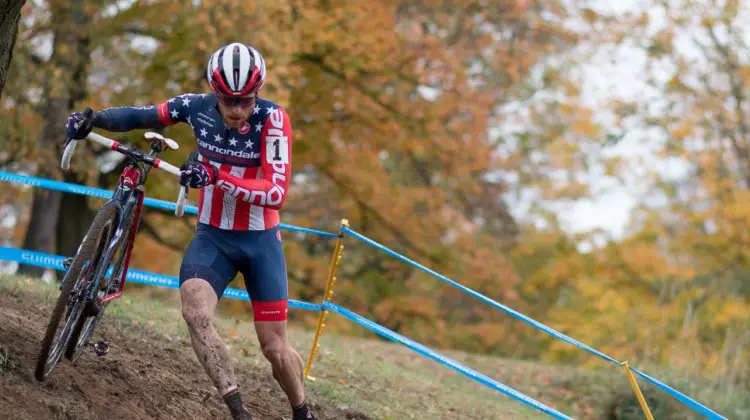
[179,223,288,321]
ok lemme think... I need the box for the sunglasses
[217,95,257,107]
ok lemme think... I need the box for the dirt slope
[0,285,367,420]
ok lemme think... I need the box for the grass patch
[0,345,20,373]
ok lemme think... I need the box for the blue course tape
[342,227,620,365]
[0,246,321,312]
[0,170,338,238]
[341,229,725,418]
[631,368,727,419]
[2,171,725,419]
[324,302,573,420]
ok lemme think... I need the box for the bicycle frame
[97,168,144,306]
[72,135,182,308]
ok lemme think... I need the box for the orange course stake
[304,219,348,380]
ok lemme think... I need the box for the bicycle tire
[65,208,136,362]
[34,203,118,381]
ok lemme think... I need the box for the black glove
[179,153,217,188]
[65,108,96,146]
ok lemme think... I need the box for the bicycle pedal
[93,341,109,357]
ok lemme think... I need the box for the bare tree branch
[705,23,750,185]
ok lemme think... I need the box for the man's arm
[92,94,198,132]
[213,108,292,210]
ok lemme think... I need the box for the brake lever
[175,185,187,217]
[175,151,199,217]
[61,139,78,170]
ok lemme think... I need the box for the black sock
[293,400,314,420]
[223,388,251,419]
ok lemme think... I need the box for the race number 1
[266,135,289,164]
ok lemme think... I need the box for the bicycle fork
[99,192,144,305]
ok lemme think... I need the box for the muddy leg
[180,278,237,395]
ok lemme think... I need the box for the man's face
[216,94,257,130]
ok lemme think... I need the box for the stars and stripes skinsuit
[90,92,292,321]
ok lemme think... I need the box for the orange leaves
[570,117,600,138]
[620,243,668,277]
[708,298,750,329]
[647,29,675,57]
[581,8,599,24]
[669,118,696,141]
[467,322,508,348]
[375,296,440,322]
[559,0,750,377]
[738,64,750,88]
[666,74,689,93]
[723,191,750,223]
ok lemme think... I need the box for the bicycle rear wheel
[34,203,117,381]
[65,209,136,362]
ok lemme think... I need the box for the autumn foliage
[1,0,748,395]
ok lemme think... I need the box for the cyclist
[66,42,315,420]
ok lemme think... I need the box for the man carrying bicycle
[66,42,315,420]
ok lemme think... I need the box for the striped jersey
[156,93,292,231]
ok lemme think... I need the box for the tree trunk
[55,191,95,280]
[54,2,93,280]
[0,0,24,97]
[18,189,63,277]
[17,0,91,276]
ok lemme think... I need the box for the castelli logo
[239,122,251,134]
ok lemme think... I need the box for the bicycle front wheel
[66,207,136,363]
[34,203,118,381]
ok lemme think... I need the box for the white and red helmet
[206,43,267,97]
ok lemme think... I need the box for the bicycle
[34,125,192,381]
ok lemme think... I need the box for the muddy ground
[0,285,368,420]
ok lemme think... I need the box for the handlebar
[61,131,188,217]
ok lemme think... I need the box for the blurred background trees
[1,0,747,396]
